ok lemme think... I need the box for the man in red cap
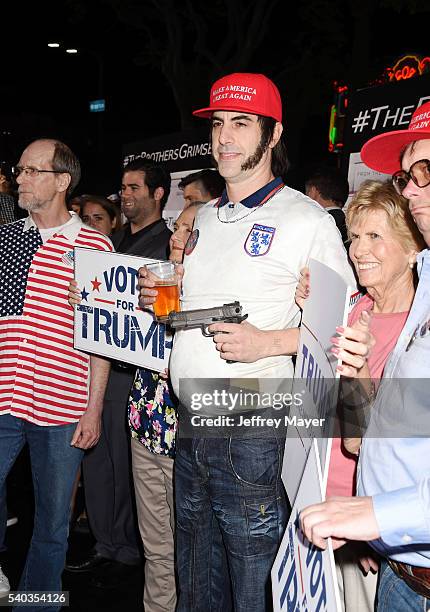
[301,100,430,611]
[140,72,355,611]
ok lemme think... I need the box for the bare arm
[70,355,111,449]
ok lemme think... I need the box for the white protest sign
[73,248,172,371]
[346,152,390,206]
[282,259,353,506]
[272,440,341,612]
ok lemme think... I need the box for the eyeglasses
[392,159,430,195]
[12,166,63,179]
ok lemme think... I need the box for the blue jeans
[378,561,430,611]
[0,415,84,611]
[175,435,289,612]
[0,483,6,554]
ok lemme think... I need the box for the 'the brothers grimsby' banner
[123,128,212,173]
[123,128,214,229]
[343,73,430,199]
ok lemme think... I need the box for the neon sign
[386,54,430,82]
[328,83,348,153]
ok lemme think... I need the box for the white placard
[282,259,352,506]
[73,248,172,371]
[272,441,341,612]
[346,152,390,207]
[163,169,205,230]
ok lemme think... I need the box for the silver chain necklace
[216,185,285,224]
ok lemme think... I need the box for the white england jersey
[170,179,356,396]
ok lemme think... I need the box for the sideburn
[241,140,268,172]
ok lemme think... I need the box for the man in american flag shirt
[0,139,112,608]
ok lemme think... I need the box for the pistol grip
[202,325,215,337]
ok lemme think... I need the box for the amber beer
[153,281,180,318]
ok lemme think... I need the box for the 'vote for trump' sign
[73,248,172,371]
[272,441,341,612]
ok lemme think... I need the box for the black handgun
[158,301,248,336]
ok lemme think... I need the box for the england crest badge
[244,224,276,257]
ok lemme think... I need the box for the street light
[47,42,105,152]
[47,43,103,97]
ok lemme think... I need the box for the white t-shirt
[169,182,356,401]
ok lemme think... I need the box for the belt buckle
[388,559,402,577]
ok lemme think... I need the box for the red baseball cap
[361,100,430,174]
[193,73,282,122]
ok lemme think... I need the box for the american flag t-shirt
[0,217,113,426]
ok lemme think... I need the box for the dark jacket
[112,218,171,259]
[327,208,348,245]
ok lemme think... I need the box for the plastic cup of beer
[146,260,180,319]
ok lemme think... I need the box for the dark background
[1,0,429,195]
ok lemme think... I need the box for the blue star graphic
[81,287,89,301]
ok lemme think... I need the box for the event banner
[272,440,341,612]
[343,73,430,155]
[122,128,212,173]
[73,248,172,371]
[282,259,353,506]
[342,73,430,199]
[122,128,215,230]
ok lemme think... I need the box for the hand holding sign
[299,495,380,551]
[331,310,375,378]
[295,266,310,310]
[68,279,81,306]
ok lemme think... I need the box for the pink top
[326,294,409,497]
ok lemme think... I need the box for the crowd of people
[0,71,429,612]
